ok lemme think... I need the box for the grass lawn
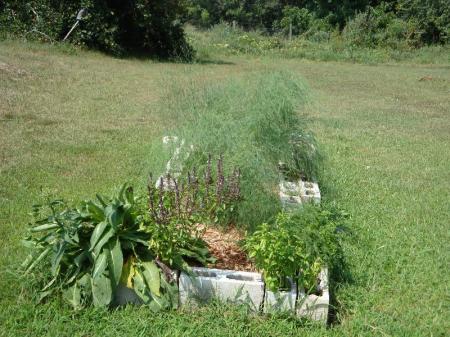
[1,40,449,336]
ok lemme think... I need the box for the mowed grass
[1,40,449,336]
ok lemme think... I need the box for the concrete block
[279,181,300,196]
[279,191,302,209]
[296,268,329,323]
[179,267,264,311]
[299,181,321,204]
[154,175,178,191]
[263,278,297,313]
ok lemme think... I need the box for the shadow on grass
[193,58,235,65]
[318,179,356,327]
[327,260,354,327]
[114,50,236,66]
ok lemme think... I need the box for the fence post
[289,22,292,42]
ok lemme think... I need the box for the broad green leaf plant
[22,184,213,310]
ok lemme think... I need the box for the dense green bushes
[0,0,194,60]
[1,1,446,58]
[185,1,449,46]
[188,23,449,64]
[342,4,423,49]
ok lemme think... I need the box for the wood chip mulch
[199,225,256,272]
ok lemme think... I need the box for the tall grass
[154,71,320,228]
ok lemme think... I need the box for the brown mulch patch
[200,225,256,272]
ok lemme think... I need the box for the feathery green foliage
[157,70,321,228]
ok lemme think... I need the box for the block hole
[195,270,217,277]
[226,274,255,281]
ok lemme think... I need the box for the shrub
[0,0,194,60]
[396,0,450,44]
[342,5,423,49]
[277,6,312,36]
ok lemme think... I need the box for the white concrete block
[279,191,302,204]
[279,181,300,196]
[155,175,178,191]
[299,181,321,204]
[179,267,264,311]
[296,268,329,323]
[263,278,297,313]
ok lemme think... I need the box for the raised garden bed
[22,138,335,325]
[176,180,329,323]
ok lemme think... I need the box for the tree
[0,0,195,60]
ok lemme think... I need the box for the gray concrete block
[299,181,321,204]
[179,267,264,311]
[279,181,300,196]
[296,268,329,323]
[263,278,297,313]
[279,191,302,208]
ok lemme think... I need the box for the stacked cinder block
[279,179,321,209]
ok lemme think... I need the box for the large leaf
[92,227,115,258]
[120,233,149,246]
[78,273,91,290]
[30,223,59,232]
[79,201,105,222]
[96,194,107,207]
[92,251,107,279]
[104,238,123,287]
[141,261,161,297]
[105,203,124,230]
[147,295,168,312]
[120,257,135,288]
[63,283,81,309]
[118,184,127,203]
[74,251,89,268]
[91,273,112,307]
[25,247,51,273]
[90,221,108,249]
[51,242,65,276]
[124,186,134,205]
[132,271,150,303]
